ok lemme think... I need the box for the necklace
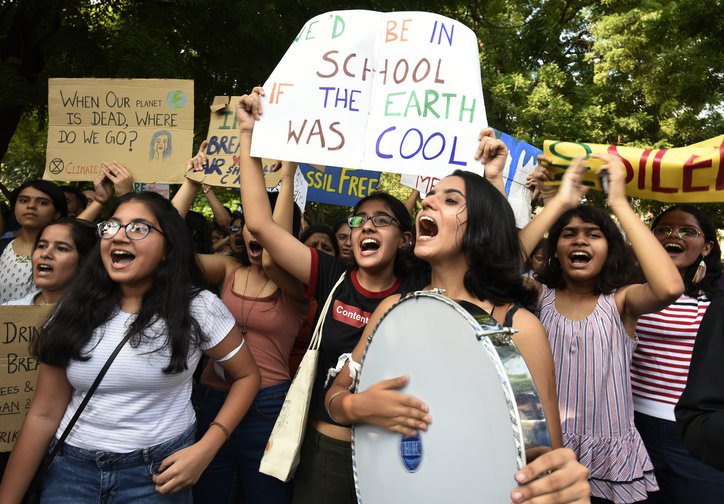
[239,268,270,336]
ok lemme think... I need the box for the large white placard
[251,10,487,179]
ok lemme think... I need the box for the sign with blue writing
[300,164,380,206]
[251,11,486,179]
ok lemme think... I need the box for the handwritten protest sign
[251,10,487,179]
[543,135,724,203]
[44,78,194,184]
[194,96,326,191]
[300,164,380,206]
[0,305,53,451]
[400,130,541,227]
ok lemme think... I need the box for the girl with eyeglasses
[521,155,684,503]
[630,205,723,503]
[172,153,309,504]
[0,192,261,503]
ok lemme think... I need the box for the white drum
[352,291,550,504]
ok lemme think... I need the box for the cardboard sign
[194,96,327,190]
[0,305,53,451]
[44,78,194,184]
[251,10,487,178]
[300,164,380,206]
[543,135,724,203]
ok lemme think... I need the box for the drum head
[353,293,523,504]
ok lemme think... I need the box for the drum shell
[352,292,550,504]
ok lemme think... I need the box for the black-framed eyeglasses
[228,225,242,234]
[347,215,399,229]
[97,220,165,241]
[652,225,703,241]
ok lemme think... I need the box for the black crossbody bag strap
[26,330,134,497]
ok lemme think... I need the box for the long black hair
[33,192,206,374]
[450,170,537,307]
[651,205,722,298]
[538,205,637,294]
[351,191,419,278]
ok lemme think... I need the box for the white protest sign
[252,10,486,178]
[266,166,309,213]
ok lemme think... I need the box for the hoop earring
[548,256,559,271]
[692,258,707,284]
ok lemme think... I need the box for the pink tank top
[220,265,305,388]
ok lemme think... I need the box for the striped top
[631,293,710,421]
[539,286,657,503]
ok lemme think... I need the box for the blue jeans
[635,412,724,503]
[193,381,292,504]
[40,423,195,503]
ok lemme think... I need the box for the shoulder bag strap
[308,271,346,351]
[34,328,135,481]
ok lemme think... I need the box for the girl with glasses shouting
[0,192,261,503]
[630,205,723,503]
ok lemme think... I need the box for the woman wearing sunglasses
[172,152,309,504]
[0,191,260,503]
[630,205,723,502]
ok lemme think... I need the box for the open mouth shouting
[247,240,263,258]
[35,263,54,276]
[111,249,136,268]
[568,250,592,266]
[662,241,685,256]
[359,238,380,256]
[417,215,439,240]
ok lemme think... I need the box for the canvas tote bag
[259,272,346,482]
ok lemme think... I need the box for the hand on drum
[352,375,432,438]
[510,447,590,503]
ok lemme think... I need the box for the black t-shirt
[305,248,426,424]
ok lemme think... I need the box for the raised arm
[77,162,134,222]
[261,160,308,305]
[403,189,419,216]
[518,157,587,258]
[237,89,312,286]
[474,128,508,197]
[172,141,208,219]
[202,184,232,228]
[602,153,683,319]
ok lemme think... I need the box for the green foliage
[0,0,721,229]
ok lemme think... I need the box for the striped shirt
[631,294,710,421]
[539,286,657,503]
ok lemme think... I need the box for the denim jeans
[635,412,724,503]
[40,422,195,503]
[193,381,292,504]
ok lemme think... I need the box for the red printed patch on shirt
[332,300,372,329]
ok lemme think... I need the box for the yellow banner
[543,135,724,203]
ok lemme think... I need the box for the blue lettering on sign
[400,432,423,472]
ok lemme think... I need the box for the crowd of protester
[0,87,720,504]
